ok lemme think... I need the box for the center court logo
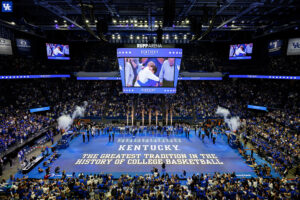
[2,1,13,12]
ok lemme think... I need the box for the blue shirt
[159,60,175,82]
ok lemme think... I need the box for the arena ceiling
[1,0,299,37]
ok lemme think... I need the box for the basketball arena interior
[0,0,299,199]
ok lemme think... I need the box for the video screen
[117,48,182,94]
[46,43,70,60]
[229,43,253,60]
[124,57,175,87]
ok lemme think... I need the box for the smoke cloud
[72,106,86,119]
[216,106,241,132]
[57,101,88,131]
[57,115,73,130]
[216,106,230,118]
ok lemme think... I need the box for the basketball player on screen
[134,62,159,87]
[234,45,246,57]
[52,46,64,57]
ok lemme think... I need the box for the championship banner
[16,39,31,55]
[287,38,300,55]
[268,40,282,56]
[0,37,12,55]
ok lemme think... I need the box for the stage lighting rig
[79,0,107,41]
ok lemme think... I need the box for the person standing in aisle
[213,131,217,144]
[82,131,86,143]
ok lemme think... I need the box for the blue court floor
[15,131,267,179]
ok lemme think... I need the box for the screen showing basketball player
[46,43,70,60]
[124,57,175,87]
[229,43,253,60]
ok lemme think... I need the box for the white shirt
[159,60,175,82]
[134,67,159,87]
[235,48,246,56]
[125,62,134,86]
[53,47,63,56]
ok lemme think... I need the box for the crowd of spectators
[0,172,298,199]
[0,55,83,75]
[0,112,52,153]
[0,80,298,187]
[78,43,118,72]
[245,117,299,176]
[0,78,298,155]
[179,44,223,72]
[0,59,299,199]
[2,42,300,75]
[0,53,299,184]
[267,56,300,75]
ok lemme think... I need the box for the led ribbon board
[30,107,50,113]
[77,77,121,80]
[247,105,267,111]
[229,75,300,80]
[178,77,222,80]
[0,75,70,79]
